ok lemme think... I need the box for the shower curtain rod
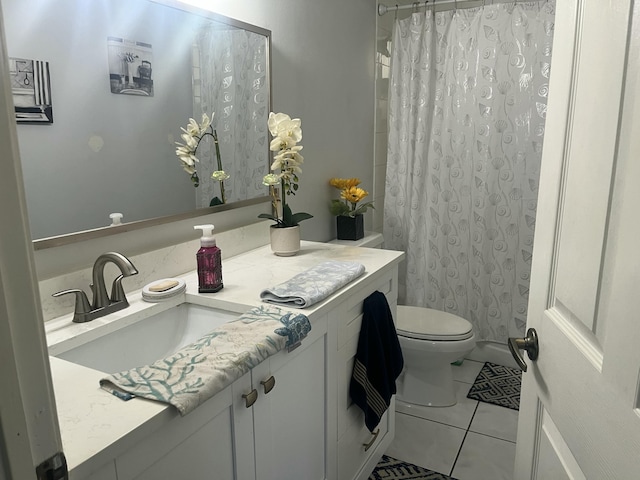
[378,0,546,16]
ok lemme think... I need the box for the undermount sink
[54,303,239,374]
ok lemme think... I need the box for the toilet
[395,306,476,407]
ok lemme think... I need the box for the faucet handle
[52,289,92,323]
[110,275,129,305]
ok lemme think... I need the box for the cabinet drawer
[335,272,397,351]
[337,410,389,480]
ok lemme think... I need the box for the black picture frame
[10,57,53,124]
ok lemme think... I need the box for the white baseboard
[466,341,519,369]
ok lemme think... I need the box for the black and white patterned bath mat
[369,455,457,480]
[466,361,522,410]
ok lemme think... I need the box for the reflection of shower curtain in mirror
[194,28,269,207]
[383,2,556,342]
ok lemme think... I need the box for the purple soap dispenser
[193,224,223,293]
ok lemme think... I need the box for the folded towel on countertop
[260,260,365,308]
[100,305,311,416]
[349,291,404,432]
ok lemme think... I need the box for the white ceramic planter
[269,225,300,256]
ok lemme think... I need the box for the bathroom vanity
[45,241,404,480]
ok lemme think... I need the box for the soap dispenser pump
[194,224,223,293]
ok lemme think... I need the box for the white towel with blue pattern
[260,260,366,308]
[99,305,311,416]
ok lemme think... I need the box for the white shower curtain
[383,2,556,342]
[194,28,269,207]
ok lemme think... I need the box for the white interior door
[514,0,640,478]
[0,3,64,479]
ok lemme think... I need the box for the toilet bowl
[395,306,476,407]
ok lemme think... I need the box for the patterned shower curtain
[383,2,556,342]
[193,28,269,207]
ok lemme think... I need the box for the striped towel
[349,291,404,432]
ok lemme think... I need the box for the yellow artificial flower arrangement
[329,177,375,217]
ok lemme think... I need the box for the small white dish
[141,278,186,302]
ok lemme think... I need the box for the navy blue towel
[349,291,404,432]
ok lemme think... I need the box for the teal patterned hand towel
[260,260,366,308]
[100,305,311,415]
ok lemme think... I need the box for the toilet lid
[396,306,474,341]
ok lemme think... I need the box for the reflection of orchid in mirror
[211,170,230,182]
[175,113,229,205]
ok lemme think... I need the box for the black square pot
[336,215,364,240]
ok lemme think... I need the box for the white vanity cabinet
[331,267,399,480]
[103,315,329,480]
[110,377,245,480]
[53,242,405,480]
[251,314,328,480]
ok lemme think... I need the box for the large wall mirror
[4,0,271,248]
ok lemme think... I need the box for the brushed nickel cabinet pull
[363,428,380,452]
[242,389,258,408]
[260,376,276,394]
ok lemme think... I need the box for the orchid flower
[175,112,229,203]
[259,112,312,227]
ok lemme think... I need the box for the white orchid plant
[259,112,313,227]
[175,113,229,206]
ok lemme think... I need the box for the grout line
[466,429,518,444]
[453,379,475,386]
[465,400,479,431]
[467,403,519,444]
[449,401,479,477]
[395,410,468,432]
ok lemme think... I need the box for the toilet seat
[396,306,474,341]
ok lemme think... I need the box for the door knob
[508,328,539,372]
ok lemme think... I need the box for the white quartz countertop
[185,240,403,315]
[47,241,404,477]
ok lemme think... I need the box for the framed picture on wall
[107,37,154,96]
[10,57,53,124]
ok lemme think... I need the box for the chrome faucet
[53,252,138,323]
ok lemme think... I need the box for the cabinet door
[252,317,328,480]
[115,380,251,480]
[333,270,399,480]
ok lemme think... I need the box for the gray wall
[5,0,197,238]
[194,0,377,242]
[21,0,377,276]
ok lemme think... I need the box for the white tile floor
[385,359,519,480]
